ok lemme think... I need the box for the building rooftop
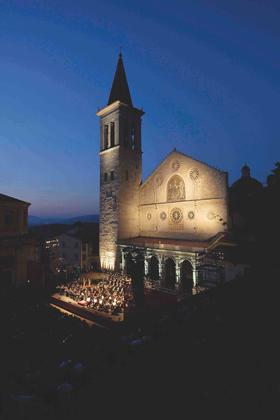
[118,233,233,252]
[0,193,30,206]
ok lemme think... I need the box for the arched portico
[119,243,200,292]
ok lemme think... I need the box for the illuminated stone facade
[98,55,229,289]
[139,150,228,240]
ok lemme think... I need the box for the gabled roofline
[0,193,30,206]
[140,148,227,189]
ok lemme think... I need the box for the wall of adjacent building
[0,197,41,285]
[0,201,28,237]
[57,234,82,268]
[0,240,40,284]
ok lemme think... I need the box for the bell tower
[97,54,144,270]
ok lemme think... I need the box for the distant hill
[28,214,99,226]
[63,215,99,224]
[28,215,45,225]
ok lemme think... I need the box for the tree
[267,162,280,190]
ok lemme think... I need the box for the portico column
[192,261,198,288]
[175,258,180,291]
[158,255,164,285]
[144,255,149,276]
[120,250,125,273]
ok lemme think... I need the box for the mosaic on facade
[167,175,185,202]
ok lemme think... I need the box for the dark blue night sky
[0,1,279,217]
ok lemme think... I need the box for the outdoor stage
[50,293,123,328]
[50,287,188,328]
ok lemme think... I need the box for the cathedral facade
[97,55,229,291]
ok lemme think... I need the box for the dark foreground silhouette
[0,264,279,418]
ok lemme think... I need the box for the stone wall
[118,146,141,239]
[99,146,120,270]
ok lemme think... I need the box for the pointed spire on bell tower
[108,53,133,107]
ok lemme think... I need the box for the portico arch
[164,258,176,289]
[180,260,193,294]
[148,256,159,280]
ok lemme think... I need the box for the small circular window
[207,211,215,220]
[188,211,195,220]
